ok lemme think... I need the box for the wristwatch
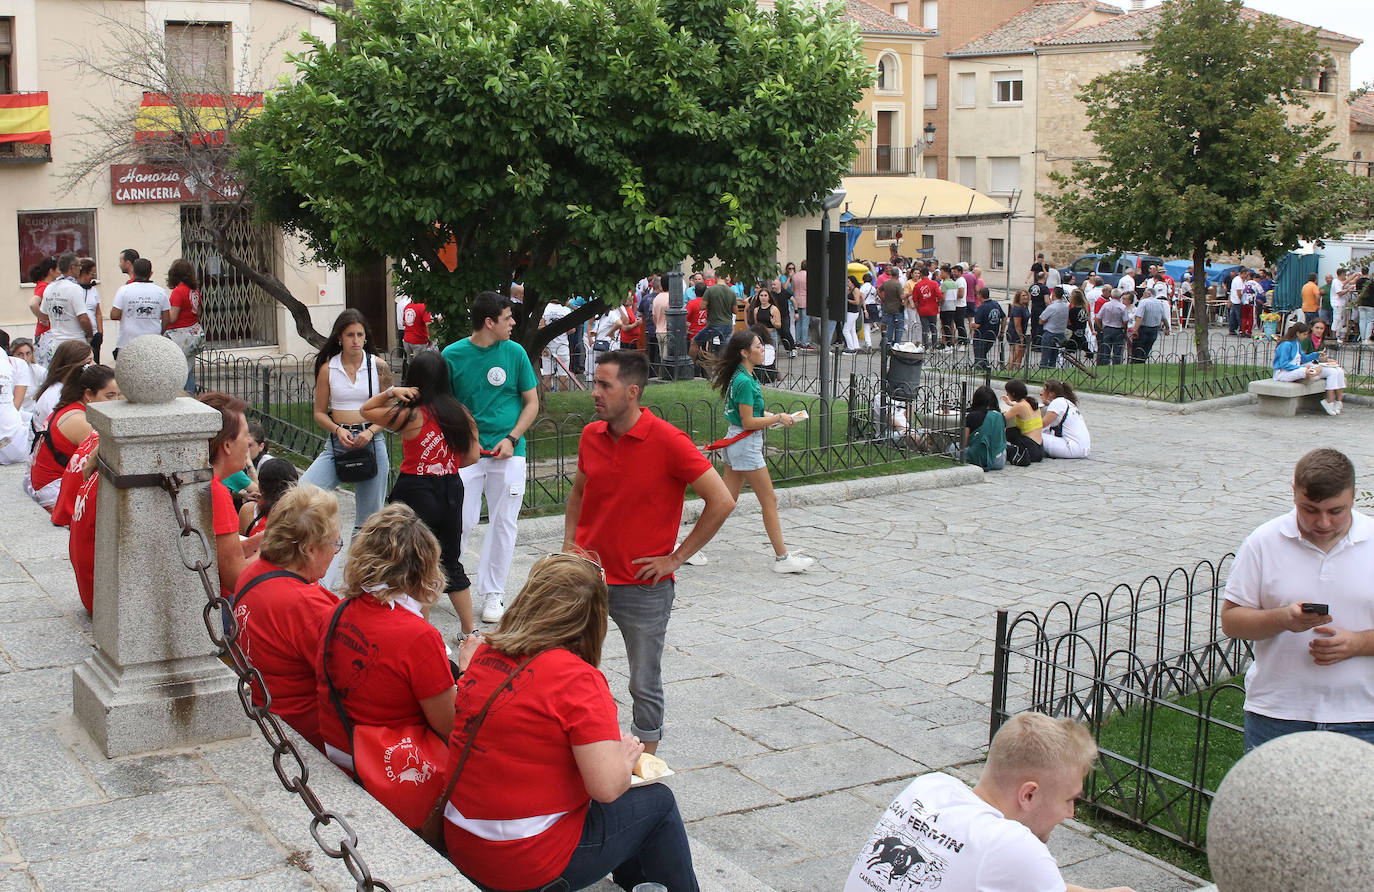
[505,434,519,447]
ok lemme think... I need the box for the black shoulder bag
[331,354,378,483]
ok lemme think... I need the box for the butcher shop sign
[110,164,243,204]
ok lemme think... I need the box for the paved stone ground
[1,390,1369,890]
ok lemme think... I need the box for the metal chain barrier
[102,459,395,892]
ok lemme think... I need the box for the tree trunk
[205,221,327,349]
[1192,243,1211,368]
[519,297,608,369]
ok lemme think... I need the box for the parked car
[1058,252,1165,288]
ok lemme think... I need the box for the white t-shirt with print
[112,281,172,348]
[41,278,89,344]
[845,772,1066,892]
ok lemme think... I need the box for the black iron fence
[193,350,979,513]
[989,556,1252,850]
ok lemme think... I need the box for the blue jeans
[608,580,675,741]
[1359,306,1374,342]
[300,431,390,533]
[1228,304,1242,334]
[1244,711,1374,752]
[880,311,904,345]
[1039,331,1063,368]
[690,324,731,353]
[795,307,810,347]
[1097,327,1125,365]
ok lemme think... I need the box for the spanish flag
[134,92,262,146]
[0,92,51,145]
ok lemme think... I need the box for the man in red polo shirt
[563,350,734,754]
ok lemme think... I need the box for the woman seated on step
[1277,322,1345,415]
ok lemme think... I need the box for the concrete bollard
[1208,730,1374,890]
[72,335,246,756]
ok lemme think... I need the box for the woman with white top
[301,309,394,555]
[1039,379,1091,459]
[7,338,44,426]
[28,340,93,450]
[0,340,28,464]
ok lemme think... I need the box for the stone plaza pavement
[1,389,1369,890]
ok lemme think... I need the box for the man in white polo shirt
[1222,448,1374,751]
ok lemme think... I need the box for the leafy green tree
[1039,0,1360,363]
[237,0,871,351]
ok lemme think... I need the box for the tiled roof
[948,0,1122,57]
[1352,94,1374,129]
[756,0,934,35]
[1036,4,1360,47]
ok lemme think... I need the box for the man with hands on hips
[1221,448,1374,751]
[563,350,734,755]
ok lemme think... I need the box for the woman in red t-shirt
[360,350,480,637]
[199,392,263,598]
[445,554,697,892]
[232,485,341,752]
[315,504,474,826]
[25,365,120,511]
[165,259,205,392]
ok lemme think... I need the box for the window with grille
[957,237,972,263]
[993,72,1024,104]
[180,205,279,347]
[165,22,231,93]
[989,239,1005,270]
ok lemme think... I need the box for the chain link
[152,470,395,892]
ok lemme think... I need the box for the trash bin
[887,345,924,399]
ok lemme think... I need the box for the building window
[988,156,1020,194]
[18,210,98,283]
[891,2,909,20]
[876,52,900,93]
[921,234,935,252]
[1,18,13,93]
[1317,67,1335,93]
[924,75,938,109]
[993,72,1024,104]
[989,239,1005,270]
[956,72,975,108]
[956,156,976,189]
[921,0,937,29]
[923,156,938,179]
[876,226,901,244]
[165,22,231,93]
[957,237,972,262]
[181,205,279,347]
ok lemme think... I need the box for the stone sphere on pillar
[1208,730,1374,890]
[114,335,190,404]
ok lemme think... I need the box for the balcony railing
[849,146,924,176]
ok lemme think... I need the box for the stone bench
[1248,377,1328,417]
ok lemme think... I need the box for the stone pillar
[73,335,245,757]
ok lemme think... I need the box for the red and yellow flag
[0,92,51,145]
[134,92,262,146]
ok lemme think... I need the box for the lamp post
[818,185,846,449]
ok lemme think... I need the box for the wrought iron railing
[989,557,1252,850]
[848,146,925,176]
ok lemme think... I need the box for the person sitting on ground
[25,364,119,510]
[199,392,265,597]
[1040,379,1090,459]
[445,552,699,892]
[232,485,341,752]
[28,339,92,450]
[961,385,1006,471]
[1001,379,1044,466]
[846,712,1135,892]
[316,504,479,827]
[1273,322,1345,415]
[240,458,300,537]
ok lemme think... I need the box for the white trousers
[1042,431,1090,459]
[460,455,527,599]
[1274,366,1346,391]
[843,312,861,350]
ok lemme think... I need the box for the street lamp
[923,121,936,147]
[818,185,846,448]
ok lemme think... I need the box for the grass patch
[992,359,1269,400]
[1077,682,1246,881]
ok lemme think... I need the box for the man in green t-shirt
[442,291,539,625]
[691,280,738,354]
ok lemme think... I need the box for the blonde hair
[341,504,444,606]
[485,552,608,666]
[984,714,1098,787]
[258,485,339,569]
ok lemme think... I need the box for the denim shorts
[722,426,765,472]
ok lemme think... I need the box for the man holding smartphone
[1221,448,1374,750]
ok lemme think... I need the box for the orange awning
[0,92,51,145]
[135,92,262,146]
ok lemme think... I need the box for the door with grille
[179,205,279,348]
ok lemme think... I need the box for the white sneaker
[1335,401,1344,414]
[773,553,815,574]
[1321,400,1338,416]
[481,594,506,623]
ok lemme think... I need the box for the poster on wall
[17,210,97,283]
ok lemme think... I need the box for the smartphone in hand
[1300,602,1329,615]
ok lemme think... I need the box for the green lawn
[1077,682,1246,881]
[992,359,1271,401]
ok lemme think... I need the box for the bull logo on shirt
[861,835,948,890]
[383,736,437,786]
[132,303,159,317]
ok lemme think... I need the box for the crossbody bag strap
[420,651,538,836]
[322,598,358,742]
[230,569,304,609]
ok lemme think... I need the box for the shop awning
[0,92,51,145]
[841,176,1015,228]
[135,92,263,146]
